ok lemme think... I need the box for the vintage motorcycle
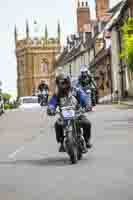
[56,106,87,164]
[71,79,94,112]
[81,87,92,112]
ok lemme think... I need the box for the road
[0,105,132,200]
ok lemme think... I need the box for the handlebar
[55,106,86,116]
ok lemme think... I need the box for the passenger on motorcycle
[78,65,97,107]
[38,80,49,104]
[47,72,92,152]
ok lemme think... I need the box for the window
[18,57,24,75]
[41,58,49,73]
[22,97,38,104]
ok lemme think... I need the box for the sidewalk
[119,98,133,106]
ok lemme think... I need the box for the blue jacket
[48,89,89,111]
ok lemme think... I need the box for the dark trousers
[55,115,91,143]
[38,94,48,104]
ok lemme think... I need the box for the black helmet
[56,73,71,94]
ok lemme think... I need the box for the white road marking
[8,146,25,159]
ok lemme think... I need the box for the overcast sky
[0,0,121,95]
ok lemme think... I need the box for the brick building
[77,1,91,33]
[95,0,109,21]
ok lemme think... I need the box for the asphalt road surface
[0,105,132,200]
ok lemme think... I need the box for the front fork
[73,120,86,152]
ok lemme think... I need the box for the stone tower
[15,21,61,97]
[95,0,109,21]
[77,1,91,33]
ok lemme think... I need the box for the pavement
[119,99,133,106]
[0,105,132,200]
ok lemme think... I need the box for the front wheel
[70,146,78,164]
[77,149,82,160]
[66,131,78,164]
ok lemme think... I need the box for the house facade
[56,0,133,102]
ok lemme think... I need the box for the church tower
[77,1,91,33]
[95,0,109,21]
[15,21,61,97]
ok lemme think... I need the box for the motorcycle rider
[38,80,49,104]
[78,65,97,107]
[47,72,92,152]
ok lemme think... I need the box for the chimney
[77,1,91,33]
[95,0,109,21]
[78,1,80,8]
[128,0,133,17]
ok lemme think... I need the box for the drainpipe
[117,26,125,98]
[108,51,113,102]
[69,63,72,77]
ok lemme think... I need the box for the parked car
[0,95,4,115]
[19,96,41,110]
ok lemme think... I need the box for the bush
[4,103,17,110]
[4,104,11,110]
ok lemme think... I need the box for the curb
[119,102,133,106]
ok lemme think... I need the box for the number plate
[62,110,75,119]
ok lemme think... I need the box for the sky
[0,0,121,95]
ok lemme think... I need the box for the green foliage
[121,18,133,71]
[4,102,18,110]
[4,104,13,110]
[1,93,12,103]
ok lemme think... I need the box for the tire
[77,149,82,160]
[70,146,78,164]
[67,131,78,164]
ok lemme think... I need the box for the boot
[81,136,88,153]
[82,145,88,153]
[86,140,92,149]
[59,143,65,152]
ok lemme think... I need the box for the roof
[56,1,128,68]
[106,0,128,30]
[56,40,85,66]
[108,1,123,14]
[90,48,110,67]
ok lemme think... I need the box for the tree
[121,18,133,71]
[2,93,12,104]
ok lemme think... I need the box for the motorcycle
[72,82,94,112]
[75,86,92,112]
[56,106,87,164]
